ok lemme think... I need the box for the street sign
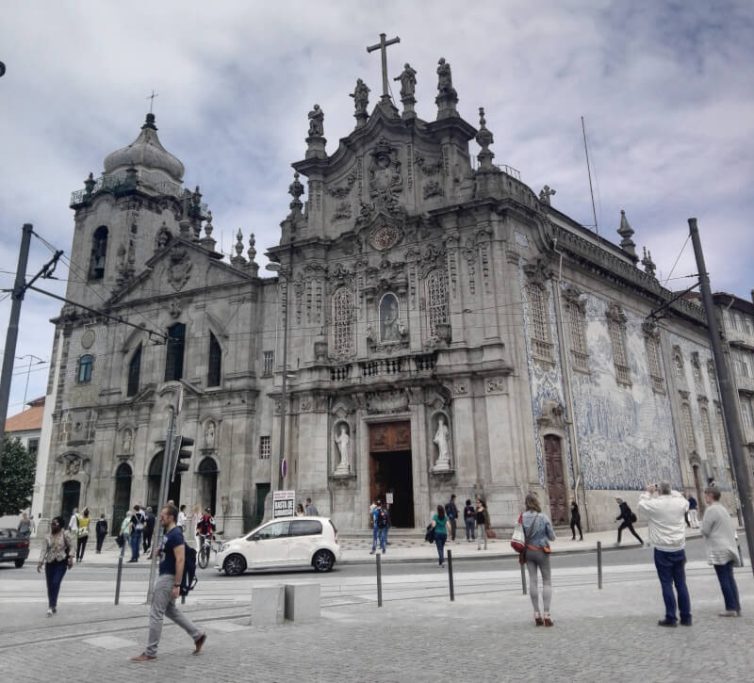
[386,492,394,505]
[272,490,295,518]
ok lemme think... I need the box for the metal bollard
[376,553,383,608]
[597,540,603,590]
[114,542,126,606]
[447,549,455,602]
[520,557,527,595]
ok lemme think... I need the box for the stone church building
[37,51,731,537]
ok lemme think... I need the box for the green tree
[0,437,36,516]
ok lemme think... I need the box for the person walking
[522,492,556,626]
[37,516,73,617]
[129,505,145,562]
[118,509,132,554]
[177,504,187,531]
[370,501,388,555]
[475,498,489,550]
[68,508,78,535]
[430,505,450,567]
[638,482,692,627]
[130,503,206,662]
[445,494,459,542]
[75,507,91,562]
[700,486,741,617]
[463,499,476,542]
[191,504,203,550]
[569,501,583,541]
[615,497,644,546]
[17,512,32,539]
[305,497,319,516]
[95,514,108,553]
[143,507,156,557]
[687,495,700,529]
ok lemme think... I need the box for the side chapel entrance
[369,421,414,528]
[543,435,568,525]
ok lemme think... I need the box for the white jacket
[637,491,688,551]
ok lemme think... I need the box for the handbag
[424,524,436,544]
[486,528,497,539]
[510,514,525,554]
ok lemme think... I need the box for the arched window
[332,287,354,357]
[165,323,186,382]
[112,463,132,536]
[426,270,449,338]
[208,333,222,387]
[89,226,108,280]
[127,345,142,397]
[700,405,715,456]
[77,354,94,384]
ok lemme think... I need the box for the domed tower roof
[103,113,184,182]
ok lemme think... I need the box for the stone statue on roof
[394,63,417,99]
[308,104,324,137]
[436,58,456,97]
[350,79,370,116]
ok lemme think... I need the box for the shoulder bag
[510,513,525,554]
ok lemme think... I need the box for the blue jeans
[653,548,691,623]
[45,560,68,609]
[465,518,475,540]
[714,561,741,613]
[130,529,142,560]
[372,527,386,552]
[434,533,447,565]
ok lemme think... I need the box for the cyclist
[196,508,216,565]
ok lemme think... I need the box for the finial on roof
[230,228,247,266]
[142,112,158,131]
[84,172,96,196]
[247,233,259,276]
[641,247,657,279]
[475,107,495,171]
[617,209,638,262]
[289,171,304,214]
[539,186,556,205]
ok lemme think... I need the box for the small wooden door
[543,435,568,525]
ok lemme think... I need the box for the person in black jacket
[615,497,644,546]
[569,501,583,541]
[95,514,108,553]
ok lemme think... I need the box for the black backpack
[180,543,198,597]
[376,509,388,529]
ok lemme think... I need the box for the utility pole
[689,217,754,573]
[0,224,33,435]
[277,270,290,491]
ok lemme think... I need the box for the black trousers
[570,520,583,539]
[96,532,106,552]
[617,521,643,544]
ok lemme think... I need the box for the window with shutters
[332,287,354,357]
[567,297,589,372]
[426,270,449,338]
[681,402,696,452]
[643,328,665,393]
[78,355,94,384]
[528,284,553,361]
[607,304,631,385]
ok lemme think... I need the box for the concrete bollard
[251,584,285,626]
[284,583,320,623]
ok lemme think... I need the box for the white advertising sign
[272,490,296,519]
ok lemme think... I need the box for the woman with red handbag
[522,492,556,626]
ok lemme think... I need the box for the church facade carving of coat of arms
[167,247,193,291]
[368,137,403,213]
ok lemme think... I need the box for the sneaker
[369,550,375,555]
[130,653,157,662]
[46,609,53,617]
[657,619,677,627]
[193,633,207,655]
[680,618,692,627]
[719,611,740,617]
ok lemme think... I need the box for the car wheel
[312,549,334,572]
[223,554,247,576]
[14,559,25,568]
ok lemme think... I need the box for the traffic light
[172,436,194,481]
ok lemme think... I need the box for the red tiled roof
[5,402,44,433]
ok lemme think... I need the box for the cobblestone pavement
[3,562,753,682]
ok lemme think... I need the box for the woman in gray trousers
[522,492,556,627]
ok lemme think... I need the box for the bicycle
[197,533,213,569]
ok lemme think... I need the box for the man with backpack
[131,503,206,662]
[129,505,146,562]
[369,500,388,555]
[615,497,644,546]
[445,494,459,542]
[143,506,156,558]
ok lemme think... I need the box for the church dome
[103,113,184,182]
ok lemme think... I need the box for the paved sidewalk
[3,558,753,682]
[25,523,690,568]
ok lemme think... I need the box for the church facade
[36,52,731,537]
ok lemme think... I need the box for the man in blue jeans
[638,482,691,627]
[369,500,388,554]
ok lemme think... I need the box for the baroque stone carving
[328,172,356,199]
[369,224,402,251]
[167,247,192,291]
[432,413,451,472]
[332,201,352,221]
[333,421,351,475]
[423,180,444,199]
[368,137,403,213]
[365,390,409,414]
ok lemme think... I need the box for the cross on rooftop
[146,90,159,114]
[366,33,400,102]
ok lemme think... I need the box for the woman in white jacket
[701,486,741,617]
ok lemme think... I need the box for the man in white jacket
[638,482,691,627]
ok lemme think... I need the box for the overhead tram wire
[662,233,691,287]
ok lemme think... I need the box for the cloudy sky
[1,0,753,417]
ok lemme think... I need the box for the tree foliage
[0,437,36,516]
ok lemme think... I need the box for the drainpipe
[551,238,589,530]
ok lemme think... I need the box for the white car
[216,516,341,575]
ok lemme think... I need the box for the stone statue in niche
[432,414,451,471]
[122,428,133,454]
[334,423,351,475]
[380,294,400,342]
[204,421,216,449]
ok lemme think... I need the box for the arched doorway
[112,463,132,536]
[147,451,181,510]
[197,457,219,515]
[543,435,568,525]
[61,480,81,528]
